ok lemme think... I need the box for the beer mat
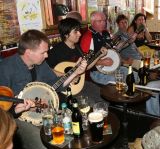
[103,124,112,135]
[49,135,74,148]
[122,93,139,98]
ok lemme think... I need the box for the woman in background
[0,108,17,149]
[128,13,152,47]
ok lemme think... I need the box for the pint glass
[144,51,151,68]
[93,102,109,131]
[115,71,124,92]
[88,112,104,143]
[52,113,65,144]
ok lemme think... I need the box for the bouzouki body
[54,61,85,95]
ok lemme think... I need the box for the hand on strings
[99,47,108,58]
[74,57,87,75]
[15,99,35,114]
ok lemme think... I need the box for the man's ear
[25,48,31,56]
[65,34,69,39]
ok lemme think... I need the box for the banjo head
[18,82,59,126]
[96,49,121,74]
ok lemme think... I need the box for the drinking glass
[52,112,65,144]
[155,34,160,45]
[153,51,159,65]
[88,112,104,143]
[115,70,125,92]
[77,95,91,130]
[42,108,54,136]
[144,51,151,68]
[93,102,109,131]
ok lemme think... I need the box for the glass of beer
[52,114,65,144]
[115,70,125,92]
[88,112,104,143]
[93,102,109,132]
[153,51,159,65]
[144,51,151,68]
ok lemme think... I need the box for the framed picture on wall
[16,0,44,34]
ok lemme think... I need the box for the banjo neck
[113,24,145,52]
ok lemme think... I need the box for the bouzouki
[54,50,103,95]
[54,62,85,95]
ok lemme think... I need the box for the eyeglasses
[94,19,106,23]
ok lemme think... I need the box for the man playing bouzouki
[47,18,107,95]
[0,29,88,149]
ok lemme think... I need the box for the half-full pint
[88,112,104,143]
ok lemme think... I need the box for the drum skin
[96,49,121,74]
[18,82,59,126]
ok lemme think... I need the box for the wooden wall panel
[0,0,20,44]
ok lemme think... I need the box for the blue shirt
[0,54,60,95]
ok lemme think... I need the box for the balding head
[90,11,107,33]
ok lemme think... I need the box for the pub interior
[0,0,160,149]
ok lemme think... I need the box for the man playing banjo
[80,11,121,85]
[80,11,142,85]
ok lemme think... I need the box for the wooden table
[40,112,120,149]
[146,42,160,50]
[100,84,151,149]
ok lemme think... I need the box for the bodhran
[96,49,121,74]
[18,82,59,126]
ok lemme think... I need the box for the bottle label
[72,122,80,135]
[133,83,135,92]
[63,122,72,130]
[144,76,147,85]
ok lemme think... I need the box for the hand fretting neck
[52,65,79,90]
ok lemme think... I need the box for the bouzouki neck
[52,64,79,90]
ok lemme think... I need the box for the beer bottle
[71,100,83,138]
[66,87,73,111]
[138,60,147,85]
[126,65,135,96]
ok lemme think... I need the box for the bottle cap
[61,102,67,109]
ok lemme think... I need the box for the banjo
[96,24,145,74]
[18,50,103,125]
[96,49,121,74]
